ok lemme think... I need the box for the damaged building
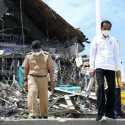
[0,0,88,83]
[0,0,87,52]
[0,0,99,120]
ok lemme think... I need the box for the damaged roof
[9,0,87,44]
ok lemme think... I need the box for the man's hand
[51,81,55,95]
[89,69,95,77]
[24,80,28,91]
[120,82,125,89]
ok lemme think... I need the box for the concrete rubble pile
[0,82,28,119]
[0,81,97,119]
[0,54,97,119]
[0,0,97,120]
[48,90,97,118]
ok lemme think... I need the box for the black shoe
[38,116,42,119]
[96,115,103,121]
[105,115,116,119]
[38,116,48,119]
[43,116,48,119]
[28,114,36,119]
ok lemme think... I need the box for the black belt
[29,74,47,77]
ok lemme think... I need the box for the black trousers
[96,68,116,117]
[114,88,122,116]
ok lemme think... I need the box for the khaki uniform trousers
[27,75,48,116]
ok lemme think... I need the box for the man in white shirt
[90,20,121,121]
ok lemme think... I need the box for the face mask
[102,30,110,37]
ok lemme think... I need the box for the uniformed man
[22,40,55,119]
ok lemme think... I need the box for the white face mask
[102,30,110,37]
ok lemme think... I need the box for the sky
[43,0,125,63]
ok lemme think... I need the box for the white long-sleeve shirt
[89,35,120,71]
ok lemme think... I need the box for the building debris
[0,82,27,119]
[0,78,97,119]
[0,0,97,120]
[0,47,97,119]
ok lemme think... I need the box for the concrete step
[0,119,125,125]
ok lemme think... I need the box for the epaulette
[26,52,32,55]
[44,51,49,55]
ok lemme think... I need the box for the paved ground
[0,118,125,125]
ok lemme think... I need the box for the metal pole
[20,0,25,54]
[96,0,101,35]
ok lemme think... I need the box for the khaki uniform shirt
[22,50,54,80]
